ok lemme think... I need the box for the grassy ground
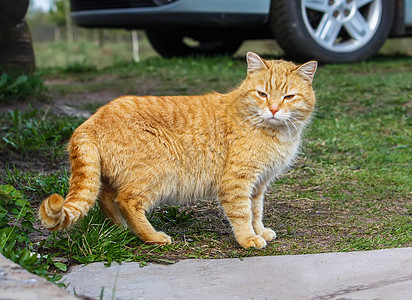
[0,37,411,278]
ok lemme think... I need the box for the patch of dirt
[43,78,74,86]
[0,97,49,114]
[52,90,118,108]
[0,151,65,183]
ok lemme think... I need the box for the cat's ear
[297,61,318,83]
[246,52,268,74]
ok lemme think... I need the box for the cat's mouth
[266,117,289,126]
[261,109,291,124]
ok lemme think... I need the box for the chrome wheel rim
[301,0,382,52]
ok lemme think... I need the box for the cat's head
[239,52,317,130]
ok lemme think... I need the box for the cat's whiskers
[282,120,292,138]
[234,112,260,132]
[277,115,304,139]
[288,117,301,133]
[290,112,307,121]
[245,117,263,135]
[241,112,268,136]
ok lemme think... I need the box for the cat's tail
[38,131,101,231]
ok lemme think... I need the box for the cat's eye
[283,94,296,101]
[257,91,268,98]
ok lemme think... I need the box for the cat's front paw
[145,232,172,245]
[238,235,267,249]
[261,228,276,242]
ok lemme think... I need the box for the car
[69,0,412,63]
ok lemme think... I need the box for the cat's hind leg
[98,179,126,226]
[115,189,171,245]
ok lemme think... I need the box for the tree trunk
[0,0,35,74]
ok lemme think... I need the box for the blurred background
[27,0,412,69]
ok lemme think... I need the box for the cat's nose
[269,106,279,116]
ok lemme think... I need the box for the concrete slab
[0,254,78,300]
[63,248,412,300]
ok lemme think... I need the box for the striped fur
[38,52,317,248]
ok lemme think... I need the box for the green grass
[0,73,47,103]
[4,166,70,200]
[0,184,63,283]
[33,38,158,70]
[0,40,411,280]
[50,207,138,265]
[0,109,83,161]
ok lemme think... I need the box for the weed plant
[151,206,194,227]
[4,166,69,200]
[0,73,47,103]
[0,109,83,161]
[0,185,62,283]
[51,206,138,266]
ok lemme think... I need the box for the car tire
[146,30,243,58]
[271,0,395,63]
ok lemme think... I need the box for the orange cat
[39,52,317,249]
